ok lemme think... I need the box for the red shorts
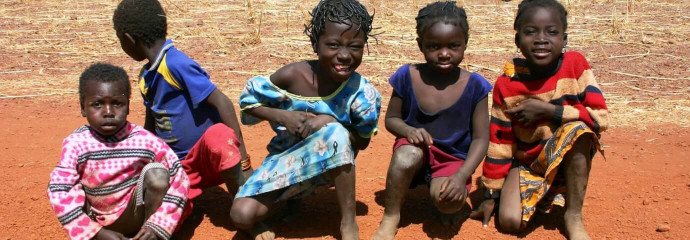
[181,123,241,201]
[393,138,472,192]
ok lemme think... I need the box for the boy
[112,0,253,219]
[48,63,189,240]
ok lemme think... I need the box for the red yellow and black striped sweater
[482,51,609,190]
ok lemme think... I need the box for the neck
[144,39,168,63]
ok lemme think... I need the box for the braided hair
[304,0,375,53]
[113,0,167,47]
[79,63,131,106]
[415,1,469,43]
[513,0,568,31]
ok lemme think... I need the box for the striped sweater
[47,122,189,240]
[482,51,609,190]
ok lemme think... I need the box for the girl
[229,1,380,240]
[373,2,492,239]
[470,1,609,240]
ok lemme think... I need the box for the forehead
[422,21,467,40]
[320,20,364,39]
[84,80,127,97]
[521,6,563,28]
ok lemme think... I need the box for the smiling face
[316,21,366,83]
[516,6,567,70]
[418,21,467,74]
[81,81,129,136]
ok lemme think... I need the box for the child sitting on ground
[372,2,492,239]
[47,63,189,240]
[112,0,253,219]
[229,1,381,239]
[469,1,609,239]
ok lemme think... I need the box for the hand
[298,114,336,138]
[439,174,469,203]
[405,127,433,146]
[279,111,316,136]
[469,198,496,227]
[505,98,556,126]
[132,227,159,240]
[94,229,128,240]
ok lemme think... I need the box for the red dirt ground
[1,97,688,239]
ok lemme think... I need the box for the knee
[498,210,522,233]
[144,168,170,193]
[434,199,465,214]
[230,200,258,230]
[391,146,423,171]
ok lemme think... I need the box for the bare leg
[429,177,467,226]
[230,191,281,240]
[329,164,359,240]
[563,134,594,240]
[372,146,424,240]
[497,167,523,233]
[221,164,244,198]
[104,168,170,235]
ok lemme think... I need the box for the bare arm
[384,91,433,145]
[206,89,249,161]
[455,96,490,178]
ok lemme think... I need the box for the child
[112,0,252,218]
[47,63,189,240]
[372,2,492,239]
[229,0,380,239]
[469,1,609,239]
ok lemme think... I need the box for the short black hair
[415,1,469,43]
[113,0,167,47]
[304,0,375,53]
[79,63,131,106]
[514,0,568,31]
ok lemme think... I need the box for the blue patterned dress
[236,73,381,201]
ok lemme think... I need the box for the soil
[1,97,688,239]
[1,0,689,239]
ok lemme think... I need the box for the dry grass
[0,0,688,127]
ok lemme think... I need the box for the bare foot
[564,212,591,240]
[372,215,399,240]
[251,222,275,240]
[340,221,360,240]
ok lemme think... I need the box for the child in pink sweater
[47,63,190,240]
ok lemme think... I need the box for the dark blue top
[139,39,220,159]
[389,64,493,159]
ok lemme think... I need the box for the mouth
[333,64,352,73]
[532,49,551,58]
[436,62,454,71]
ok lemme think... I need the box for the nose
[104,104,115,117]
[336,47,350,62]
[535,31,548,44]
[439,48,450,59]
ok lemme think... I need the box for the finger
[439,180,451,200]
[132,229,146,240]
[422,131,433,146]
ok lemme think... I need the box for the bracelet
[240,155,252,171]
[484,188,501,199]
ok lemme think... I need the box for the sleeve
[388,64,410,97]
[350,81,382,138]
[481,79,516,190]
[166,53,217,108]
[552,53,609,133]
[47,138,102,240]
[238,76,291,125]
[143,138,190,240]
[471,73,493,105]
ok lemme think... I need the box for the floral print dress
[236,73,381,201]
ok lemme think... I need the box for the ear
[125,100,130,115]
[416,37,422,52]
[563,32,568,47]
[514,33,520,47]
[123,32,137,46]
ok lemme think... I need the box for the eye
[450,43,462,49]
[326,42,339,48]
[349,44,364,50]
[91,102,101,108]
[548,29,560,36]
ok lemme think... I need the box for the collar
[144,39,175,71]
